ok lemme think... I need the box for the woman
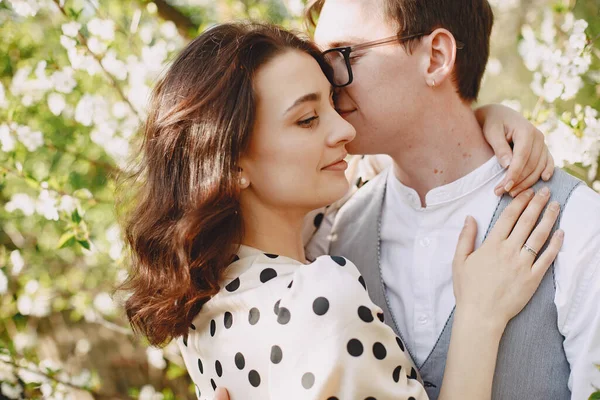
[117,23,562,399]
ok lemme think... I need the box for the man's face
[314,0,425,155]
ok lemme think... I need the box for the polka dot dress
[177,245,427,400]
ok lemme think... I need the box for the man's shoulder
[335,169,388,219]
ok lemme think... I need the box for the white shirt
[177,245,428,400]
[378,156,600,400]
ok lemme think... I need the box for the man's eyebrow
[284,92,321,115]
[327,37,365,48]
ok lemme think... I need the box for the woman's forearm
[438,309,506,400]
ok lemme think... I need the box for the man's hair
[306,0,494,102]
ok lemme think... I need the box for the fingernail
[542,173,551,181]
[494,187,504,196]
[556,229,564,239]
[500,155,512,168]
[504,180,515,192]
[464,215,471,226]
[549,201,560,211]
[510,190,517,197]
[540,187,550,196]
[524,189,534,197]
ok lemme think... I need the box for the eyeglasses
[322,33,466,88]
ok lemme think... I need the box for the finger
[454,215,478,263]
[542,148,555,181]
[213,387,230,400]
[487,189,534,242]
[521,200,560,259]
[498,129,534,195]
[505,132,543,196]
[508,187,551,246]
[531,229,564,279]
[509,149,548,197]
[485,123,513,169]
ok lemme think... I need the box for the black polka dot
[197,358,203,374]
[210,319,216,336]
[215,360,223,377]
[233,254,240,262]
[195,384,201,398]
[314,212,324,228]
[396,337,405,352]
[248,369,261,387]
[183,334,188,346]
[260,268,277,283]
[270,345,283,364]
[287,280,293,288]
[264,253,279,259]
[274,299,281,315]
[225,277,240,292]
[330,255,346,266]
[408,367,418,380]
[347,339,364,357]
[302,372,315,389]
[224,312,233,329]
[409,398,416,400]
[373,342,387,360]
[358,276,367,290]
[249,307,260,325]
[313,297,329,316]
[211,378,217,390]
[327,398,339,400]
[377,312,384,322]
[393,365,402,382]
[277,307,291,324]
[358,306,374,322]
[365,397,376,400]
[190,323,196,330]
[235,352,245,370]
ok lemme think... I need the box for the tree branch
[147,0,198,40]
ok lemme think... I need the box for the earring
[431,79,436,88]
[239,177,247,186]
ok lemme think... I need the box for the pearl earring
[239,177,247,186]
[431,79,436,88]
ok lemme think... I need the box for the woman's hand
[475,104,555,197]
[452,187,563,330]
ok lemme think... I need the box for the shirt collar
[386,156,506,210]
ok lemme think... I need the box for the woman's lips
[322,159,348,171]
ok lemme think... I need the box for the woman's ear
[422,28,458,88]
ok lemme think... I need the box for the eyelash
[297,115,319,128]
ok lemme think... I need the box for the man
[212,1,600,398]
[302,0,599,399]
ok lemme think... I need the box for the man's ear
[421,28,458,88]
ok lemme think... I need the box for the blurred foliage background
[0,0,598,399]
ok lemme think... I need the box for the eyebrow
[327,37,366,49]
[284,87,334,115]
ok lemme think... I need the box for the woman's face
[240,50,356,214]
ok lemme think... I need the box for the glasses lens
[324,50,350,87]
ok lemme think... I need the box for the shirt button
[419,237,431,247]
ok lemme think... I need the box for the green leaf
[588,391,600,400]
[71,209,81,223]
[57,232,76,249]
[76,239,90,250]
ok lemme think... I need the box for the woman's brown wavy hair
[114,22,333,347]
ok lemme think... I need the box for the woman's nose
[327,112,356,146]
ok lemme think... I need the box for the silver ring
[523,243,539,258]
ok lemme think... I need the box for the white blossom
[36,189,59,221]
[61,21,81,37]
[0,124,16,152]
[57,195,77,214]
[101,51,127,81]
[87,18,115,42]
[0,269,7,294]
[51,67,77,94]
[13,330,37,352]
[0,382,22,399]
[87,36,107,55]
[15,125,44,151]
[138,385,164,400]
[0,82,8,109]
[146,347,167,370]
[10,250,25,275]
[5,193,36,215]
[7,0,40,17]
[93,292,116,315]
[160,21,178,39]
[48,93,66,116]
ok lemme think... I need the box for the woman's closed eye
[297,114,319,128]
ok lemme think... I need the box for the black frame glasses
[322,33,466,88]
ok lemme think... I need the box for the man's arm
[553,184,600,399]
